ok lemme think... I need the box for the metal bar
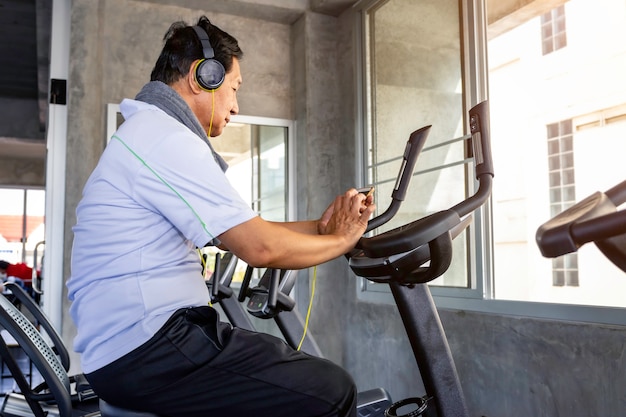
[389,282,469,417]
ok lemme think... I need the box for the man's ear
[187,60,205,95]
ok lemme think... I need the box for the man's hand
[318,189,376,239]
[220,189,375,270]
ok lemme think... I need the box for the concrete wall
[52,1,626,417]
[291,10,355,363]
[0,156,45,187]
[444,310,625,417]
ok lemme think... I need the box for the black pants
[86,306,357,417]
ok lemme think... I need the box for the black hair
[150,16,243,85]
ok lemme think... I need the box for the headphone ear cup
[195,58,226,91]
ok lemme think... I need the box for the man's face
[200,58,242,137]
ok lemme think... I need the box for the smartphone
[357,186,375,198]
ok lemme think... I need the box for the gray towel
[135,81,229,172]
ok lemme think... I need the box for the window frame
[0,186,46,266]
[354,0,626,326]
[541,4,567,55]
[201,114,295,287]
[229,114,296,222]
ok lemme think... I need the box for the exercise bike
[343,100,492,417]
[536,179,626,271]
[231,100,493,417]
[204,122,430,416]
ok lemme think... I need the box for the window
[541,5,567,55]
[0,188,45,271]
[358,0,626,321]
[356,0,483,300]
[201,115,294,284]
[547,119,575,219]
[490,0,626,309]
[216,120,291,222]
[546,119,579,287]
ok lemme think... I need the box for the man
[67,16,374,417]
[0,260,33,281]
[0,260,32,292]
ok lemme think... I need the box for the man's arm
[265,188,374,236]
[269,220,319,235]
[218,189,375,269]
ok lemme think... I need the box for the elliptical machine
[345,100,493,417]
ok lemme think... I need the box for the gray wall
[0,156,45,187]
[53,1,626,417]
[444,310,625,417]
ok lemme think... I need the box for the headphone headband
[192,25,215,60]
[191,25,225,91]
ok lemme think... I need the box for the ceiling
[0,0,48,160]
[0,0,39,100]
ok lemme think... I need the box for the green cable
[111,134,216,241]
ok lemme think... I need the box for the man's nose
[231,98,239,115]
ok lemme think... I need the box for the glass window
[541,5,567,55]
[217,119,291,223]
[253,125,289,222]
[0,187,45,270]
[201,116,293,284]
[489,0,626,308]
[358,0,471,296]
[358,0,626,318]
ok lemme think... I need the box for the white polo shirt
[68,99,257,373]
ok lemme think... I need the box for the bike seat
[99,399,161,417]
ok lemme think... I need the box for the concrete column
[291,11,355,364]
